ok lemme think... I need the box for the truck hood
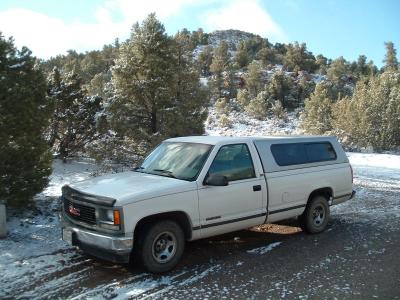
[68,171,197,206]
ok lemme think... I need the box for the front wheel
[137,220,185,273]
[299,195,330,234]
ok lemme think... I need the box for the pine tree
[48,69,102,159]
[111,14,175,155]
[245,60,263,97]
[197,45,213,76]
[234,41,249,68]
[245,91,268,120]
[327,56,350,83]
[283,42,317,73]
[383,42,398,72]
[167,31,209,137]
[267,70,295,108]
[356,55,368,77]
[110,14,208,157]
[367,60,378,77]
[0,34,52,207]
[256,46,276,67]
[302,83,334,134]
[210,41,230,97]
[315,54,328,75]
[296,76,316,105]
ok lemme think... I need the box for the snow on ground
[0,159,102,298]
[1,114,400,299]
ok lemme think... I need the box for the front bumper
[61,214,133,263]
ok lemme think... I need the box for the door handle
[253,185,261,192]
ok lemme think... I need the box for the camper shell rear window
[270,142,337,166]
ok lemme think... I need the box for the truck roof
[166,135,337,145]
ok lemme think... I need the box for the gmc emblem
[69,205,80,216]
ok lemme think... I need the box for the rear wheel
[299,195,330,234]
[136,220,184,273]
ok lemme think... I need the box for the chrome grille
[63,197,96,225]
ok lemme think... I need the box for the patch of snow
[206,106,303,137]
[43,158,102,198]
[200,77,209,86]
[347,152,400,170]
[9,61,25,68]
[247,242,282,255]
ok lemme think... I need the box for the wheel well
[133,211,192,242]
[308,187,333,203]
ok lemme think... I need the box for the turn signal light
[114,210,121,225]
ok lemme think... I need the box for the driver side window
[208,144,255,182]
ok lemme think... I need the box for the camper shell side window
[270,142,337,167]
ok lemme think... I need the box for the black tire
[299,195,330,234]
[136,220,185,273]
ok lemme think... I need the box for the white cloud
[203,0,287,42]
[0,8,126,58]
[104,0,198,21]
[0,1,196,58]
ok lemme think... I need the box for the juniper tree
[327,56,350,83]
[245,91,268,120]
[283,42,317,73]
[210,41,230,97]
[267,70,296,108]
[315,54,328,75]
[334,72,400,150]
[0,34,52,207]
[256,46,276,67]
[302,83,334,134]
[236,89,250,109]
[235,41,249,68]
[383,42,398,72]
[245,60,263,97]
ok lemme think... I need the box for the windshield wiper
[151,169,177,179]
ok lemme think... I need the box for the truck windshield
[136,142,213,181]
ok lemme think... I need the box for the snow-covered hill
[206,106,303,137]
[208,29,258,50]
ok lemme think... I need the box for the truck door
[197,143,265,237]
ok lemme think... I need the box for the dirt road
[1,154,399,299]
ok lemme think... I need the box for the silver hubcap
[152,231,177,264]
[312,205,325,227]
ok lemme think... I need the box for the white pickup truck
[61,136,355,273]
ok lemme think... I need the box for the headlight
[98,208,121,230]
[106,209,114,222]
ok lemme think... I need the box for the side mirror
[204,174,228,186]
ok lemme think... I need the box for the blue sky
[0,0,398,66]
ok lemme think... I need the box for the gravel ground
[1,153,399,300]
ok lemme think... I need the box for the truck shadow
[179,219,303,267]
[82,215,352,276]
